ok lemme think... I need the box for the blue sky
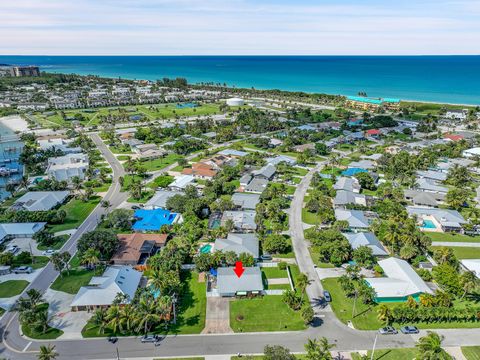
[1,0,479,55]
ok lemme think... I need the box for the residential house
[365,129,381,139]
[0,222,47,244]
[334,190,367,208]
[416,170,447,183]
[217,149,248,157]
[444,109,467,121]
[38,138,82,154]
[348,160,375,170]
[252,164,276,180]
[144,190,182,210]
[415,178,448,194]
[221,210,257,232]
[168,175,195,191]
[71,266,143,311]
[334,209,377,231]
[182,162,218,180]
[461,259,480,278]
[244,178,269,194]
[46,153,89,182]
[404,190,445,207]
[293,143,315,152]
[406,206,467,233]
[231,193,261,210]
[112,233,168,266]
[265,155,296,166]
[215,233,259,258]
[342,232,388,256]
[365,257,433,302]
[333,177,361,193]
[11,191,69,211]
[216,267,263,297]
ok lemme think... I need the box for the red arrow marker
[233,261,245,278]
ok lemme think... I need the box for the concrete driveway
[43,289,93,340]
[201,297,233,334]
[8,237,44,256]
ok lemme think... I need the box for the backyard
[50,268,97,295]
[48,197,101,233]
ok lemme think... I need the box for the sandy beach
[0,115,29,133]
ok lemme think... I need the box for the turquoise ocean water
[0,56,479,105]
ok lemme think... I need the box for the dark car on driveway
[379,326,398,335]
[401,326,419,334]
[107,336,118,343]
[323,290,332,302]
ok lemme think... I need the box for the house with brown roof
[112,233,168,266]
[182,162,218,179]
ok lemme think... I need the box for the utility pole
[370,333,378,360]
[116,346,120,360]
[172,293,178,324]
[352,289,358,319]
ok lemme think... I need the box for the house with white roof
[334,190,366,208]
[0,222,47,244]
[415,178,448,194]
[366,257,433,302]
[38,138,81,154]
[461,259,480,278]
[168,175,195,191]
[342,232,388,256]
[221,210,257,232]
[71,266,143,311]
[416,170,447,182]
[11,191,69,212]
[265,155,296,166]
[46,153,89,182]
[252,164,276,180]
[463,147,480,158]
[406,206,467,233]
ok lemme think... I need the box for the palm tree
[101,200,112,213]
[377,304,392,325]
[106,305,123,334]
[134,294,162,334]
[295,273,312,301]
[81,248,100,269]
[460,271,477,299]
[416,331,451,360]
[304,337,334,360]
[38,344,58,360]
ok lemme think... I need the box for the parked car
[379,326,398,335]
[141,335,159,343]
[260,254,272,261]
[400,326,419,334]
[42,249,57,256]
[107,336,118,343]
[323,290,332,302]
[6,245,19,255]
[131,205,141,210]
[13,266,33,274]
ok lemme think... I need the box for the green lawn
[0,280,29,297]
[301,208,321,225]
[323,278,480,330]
[427,232,480,243]
[309,248,334,268]
[50,269,96,295]
[230,296,306,332]
[21,304,64,340]
[463,346,480,360]
[30,256,50,270]
[154,358,204,360]
[48,197,100,233]
[109,145,133,154]
[140,153,183,171]
[351,349,418,360]
[431,246,480,259]
[37,235,69,250]
[261,267,289,279]
[127,190,155,203]
[232,356,306,360]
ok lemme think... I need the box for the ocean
[0,56,480,105]
[0,122,23,201]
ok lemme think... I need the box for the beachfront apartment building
[345,96,400,111]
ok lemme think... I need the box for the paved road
[0,133,129,359]
[289,161,328,314]
[432,241,480,247]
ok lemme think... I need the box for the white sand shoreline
[0,115,29,133]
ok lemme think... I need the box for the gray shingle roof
[231,193,261,210]
[217,267,263,295]
[342,232,388,256]
[215,233,259,258]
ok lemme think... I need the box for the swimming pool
[200,244,212,254]
[421,219,437,229]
